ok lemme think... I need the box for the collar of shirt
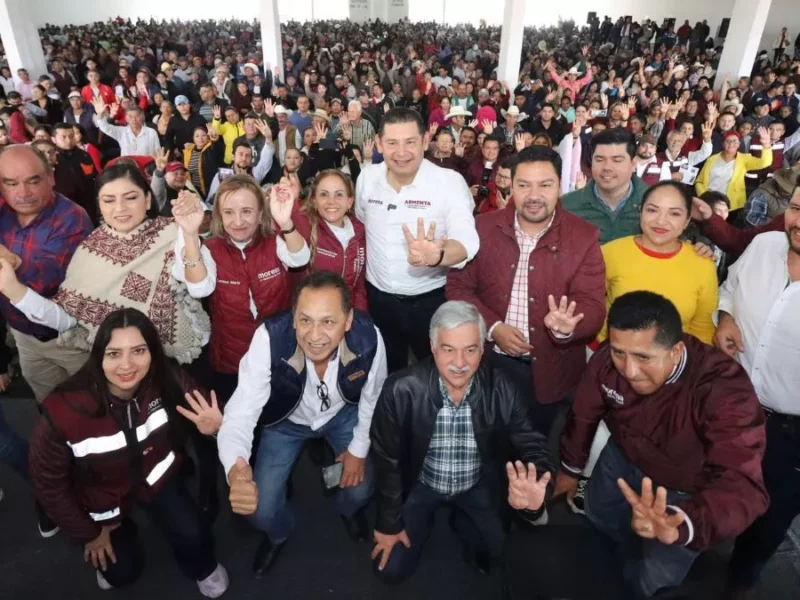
[666,345,688,385]
[592,180,634,213]
[513,211,554,246]
[438,375,475,409]
[377,158,425,193]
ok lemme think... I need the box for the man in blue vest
[217,272,388,578]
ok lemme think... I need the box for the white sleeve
[252,142,275,183]
[206,175,221,206]
[217,325,273,476]
[714,244,744,324]
[355,167,368,222]
[347,328,388,458]
[94,116,122,141]
[170,227,218,298]
[688,141,713,166]
[12,289,77,332]
[445,173,480,268]
[275,235,311,268]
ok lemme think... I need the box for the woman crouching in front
[28,308,228,597]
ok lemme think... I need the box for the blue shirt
[288,111,312,134]
[592,180,634,214]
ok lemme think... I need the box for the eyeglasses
[316,381,331,412]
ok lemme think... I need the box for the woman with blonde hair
[294,169,367,312]
[171,174,309,401]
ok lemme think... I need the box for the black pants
[729,413,800,588]
[504,526,627,600]
[488,352,566,438]
[366,283,446,374]
[100,475,217,588]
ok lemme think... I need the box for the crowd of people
[0,12,799,600]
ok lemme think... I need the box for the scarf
[53,217,210,364]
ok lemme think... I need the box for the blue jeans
[251,404,374,543]
[0,403,29,481]
[375,479,506,583]
[585,440,699,598]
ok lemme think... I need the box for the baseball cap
[160,62,173,71]
[68,91,82,99]
[174,95,190,106]
[165,161,187,173]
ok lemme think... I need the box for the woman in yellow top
[695,127,772,212]
[211,104,245,165]
[600,181,718,344]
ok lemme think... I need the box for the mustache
[447,365,471,374]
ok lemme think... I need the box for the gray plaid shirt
[419,378,482,496]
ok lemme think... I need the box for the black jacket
[370,358,553,535]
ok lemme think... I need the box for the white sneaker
[96,570,113,590]
[197,563,229,598]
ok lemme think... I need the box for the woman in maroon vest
[28,308,227,595]
[295,170,368,312]
[171,174,309,402]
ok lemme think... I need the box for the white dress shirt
[172,228,310,318]
[717,232,800,415]
[217,323,388,476]
[355,159,479,296]
[94,118,162,156]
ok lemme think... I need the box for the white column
[497,0,525,92]
[260,0,284,82]
[715,0,773,87]
[0,0,48,80]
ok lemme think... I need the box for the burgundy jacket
[446,205,606,404]
[30,371,200,543]
[294,212,368,313]
[701,213,784,256]
[560,335,768,551]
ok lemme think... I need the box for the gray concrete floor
[1,383,798,599]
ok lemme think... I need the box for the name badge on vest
[347,369,366,382]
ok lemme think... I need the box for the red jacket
[80,83,116,106]
[29,371,199,543]
[701,213,784,256]
[7,110,30,144]
[205,233,293,373]
[560,336,768,551]
[294,213,368,312]
[446,206,606,404]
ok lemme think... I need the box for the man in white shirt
[90,98,161,157]
[715,185,800,599]
[217,272,387,579]
[356,107,480,373]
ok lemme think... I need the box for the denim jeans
[100,475,217,588]
[729,415,800,588]
[585,440,699,598]
[0,403,29,481]
[250,403,374,543]
[374,479,506,583]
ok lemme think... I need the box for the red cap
[722,130,742,142]
[165,161,186,173]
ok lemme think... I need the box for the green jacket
[561,176,649,245]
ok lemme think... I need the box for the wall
[22,0,800,52]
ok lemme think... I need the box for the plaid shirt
[0,194,92,338]
[491,212,553,357]
[419,378,481,496]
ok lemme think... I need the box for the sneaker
[568,476,589,515]
[35,503,60,538]
[96,570,113,590]
[198,563,229,598]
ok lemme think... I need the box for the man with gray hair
[334,100,375,151]
[370,300,553,583]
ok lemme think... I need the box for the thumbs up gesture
[228,457,259,515]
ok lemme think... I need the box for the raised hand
[313,121,328,144]
[617,477,685,545]
[171,190,205,236]
[212,104,221,121]
[514,133,526,152]
[340,120,352,141]
[154,147,170,172]
[575,171,587,191]
[228,457,258,515]
[363,137,375,161]
[176,390,222,435]
[757,126,770,144]
[468,118,479,129]
[600,93,609,109]
[90,97,107,117]
[264,98,275,118]
[481,119,495,134]
[690,197,712,222]
[454,141,465,157]
[402,218,445,267]
[506,460,551,511]
[206,123,220,141]
[428,122,439,137]
[701,120,715,142]
[270,184,295,230]
[254,119,271,141]
[543,295,584,336]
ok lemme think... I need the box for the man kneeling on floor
[217,272,387,578]
[553,291,768,598]
[370,300,553,582]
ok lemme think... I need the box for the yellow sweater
[212,118,245,164]
[599,236,718,344]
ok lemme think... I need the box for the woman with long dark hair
[28,308,227,595]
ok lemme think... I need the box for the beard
[787,227,800,255]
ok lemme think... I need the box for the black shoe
[35,502,60,539]
[252,535,285,579]
[307,438,329,466]
[340,509,369,542]
[568,476,589,515]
